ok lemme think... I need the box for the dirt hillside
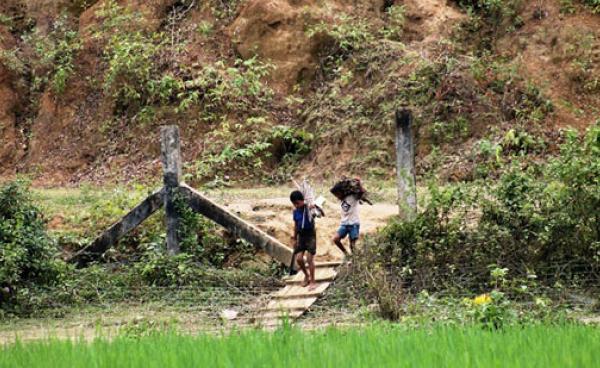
[0,0,598,185]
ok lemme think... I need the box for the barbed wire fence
[7,258,596,335]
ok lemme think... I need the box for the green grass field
[1,324,598,368]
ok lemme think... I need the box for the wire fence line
[3,260,598,329]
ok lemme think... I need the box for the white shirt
[340,195,360,225]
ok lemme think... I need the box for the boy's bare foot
[308,282,317,291]
[301,276,310,287]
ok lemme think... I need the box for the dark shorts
[295,230,317,255]
[337,224,360,240]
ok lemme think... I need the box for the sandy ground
[221,195,399,261]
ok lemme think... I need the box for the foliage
[102,31,165,114]
[93,1,166,117]
[0,13,81,95]
[360,125,599,297]
[381,5,406,41]
[454,0,525,51]
[583,0,600,13]
[500,128,545,155]
[177,57,274,119]
[185,121,312,185]
[0,182,278,318]
[560,0,577,14]
[307,14,374,55]
[563,31,600,94]
[0,13,13,29]
[200,0,242,20]
[462,268,515,329]
[303,44,552,179]
[93,0,275,124]
[26,14,82,94]
[454,0,524,26]
[196,21,214,37]
[0,48,26,75]
[0,181,68,314]
[429,117,471,145]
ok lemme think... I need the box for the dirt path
[221,193,398,261]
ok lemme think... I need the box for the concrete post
[161,125,182,255]
[395,109,417,219]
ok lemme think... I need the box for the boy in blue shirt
[290,190,317,290]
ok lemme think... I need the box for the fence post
[395,109,417,220]
[161,125,182,255]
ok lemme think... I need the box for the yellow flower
[473,293,492,306]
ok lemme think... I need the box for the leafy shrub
[429,117,471,145]
[0,13,13,29]
[102,31,164,113]
[0,181,67,311]
[202,0,241,20]
[381,5,406,41]
[178,57,274,119]
[0,13,81,95]
[0,48,27,75]
[560,0,577,14]
[563,32,600,94]
[92,1,166,116]
[185,119,311,185]
[307,13,375,78]
[361,125,600,294]
[454,0,524,26]
[93,0,274,124]
[454,0,524,50]
[465,290,514,329]
[583,0,600,13]
[135,252,197,286]
[26,14,82,94]
[308,14,374,55]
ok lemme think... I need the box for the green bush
[307,14,374,54]
[27,14,81,94]
[102,31,164,113]
[560,0,577,14]
[93,1,274,124]
[454,0,524,51]
[454,0,523,25]
[0,13,81,95]
[583,0,600,13]
[0,181,67,311]
[364,125,600,292]
[178,57,274,119]
[185,119,312,185]
[92,1,166,116]
[381,5,406,41]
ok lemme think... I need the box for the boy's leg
[349,224,360,254]
[307,252,317,290]
[349,239,356,254]
[295,251,309,286]
[332,226,349,256]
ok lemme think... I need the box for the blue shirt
[293,206,314,232]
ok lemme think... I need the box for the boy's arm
[291,225,298,246]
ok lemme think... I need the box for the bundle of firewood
[293,178,326,217]
[330,177,372,205]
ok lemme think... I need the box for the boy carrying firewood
[330,177,370,256]
[290,190,317,290]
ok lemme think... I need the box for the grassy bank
[1,324,599,368]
